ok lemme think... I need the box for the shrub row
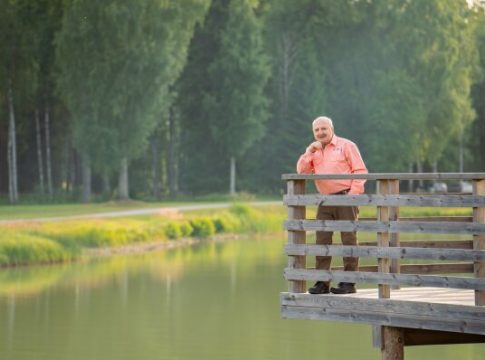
[0,204,285,267]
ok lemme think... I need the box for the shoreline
[82,233,242,257]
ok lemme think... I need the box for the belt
[332,189,350,195]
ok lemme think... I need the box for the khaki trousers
[316,205,359,285]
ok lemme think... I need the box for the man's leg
[339,206,359,272]
[308,205,335,294]
[330,206,359,294]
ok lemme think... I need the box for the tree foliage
[1,0,485,201]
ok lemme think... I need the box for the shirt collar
[329,134,338,147]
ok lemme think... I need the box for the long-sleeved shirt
[296,135,368,195]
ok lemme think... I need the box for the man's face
[313,120,334,145]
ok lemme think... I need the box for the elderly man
[297,116,367,294]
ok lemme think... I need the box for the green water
[0,235,483,360]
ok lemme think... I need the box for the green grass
[0,201,183,220]
[0,204,286,267]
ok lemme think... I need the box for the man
[296,116,367,294]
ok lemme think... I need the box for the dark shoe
[330,282,356,294]
[308,281,329,294]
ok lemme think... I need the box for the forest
[1,0,485,203]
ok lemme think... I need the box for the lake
[0,234,483,360]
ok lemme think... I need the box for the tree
[204,0,270,194]
[56,0,208,201]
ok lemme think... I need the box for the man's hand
[306,141,323,154]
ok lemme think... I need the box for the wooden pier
[281,173,485,360]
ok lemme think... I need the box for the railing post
[473,179,485,306]
[287,179,306,293]
[377,179,404,360]
[377,179,391,299]
[389,180,400,288]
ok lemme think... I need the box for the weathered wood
[284,219,485,234]
[284,244,485,261]
[381,326,404,360]
[281,173,485,346]
[285,287,479,306]
[282,172,485,181]
[399,216,473,223]
[361,216,473,223]
[403,328,485,346]
[473,179,485,305]
[377,180,391,298]
[280,292,485,335]
[360,240,473,249]
[284,194,485,207]
[360,240,473,248]
[287,179,307,293]
[332,263,474,274]
[389,181,400,290]
[284,268,485,290]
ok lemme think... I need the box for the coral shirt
[296,135,367,195]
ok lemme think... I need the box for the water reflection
[0,234,484,360]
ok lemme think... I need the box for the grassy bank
[0,204,285,267]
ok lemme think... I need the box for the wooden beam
[284,219,485,234]
[287,179,306,293]
[284,244,485,261]
[284,268,485,290]
[360,240,473,249]
[282,173,485,181]
[381,326,404,360]
[377,180,391,298]
[284,194,485,207]
[403,328,485,346]
[473,179,485,305]
[281,292,485,335]
[332,263,474,274]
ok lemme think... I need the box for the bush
[212,213,240,233]
[164,221,182,240]
[179,221,193,237]
[190,217,216,238]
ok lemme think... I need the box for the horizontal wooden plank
[331,263,474,274]
[285,244,485,261]
[360,240,473,249]
[361,217,473,223]
[284,194,485,207]
[403,328,485,346]
[284,268,485,290]
[280,292,485,335]
[282,173,485,181]
[285,219,485,234]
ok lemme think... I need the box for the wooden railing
[282,173,485,305]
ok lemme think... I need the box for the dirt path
[0,201,282,224]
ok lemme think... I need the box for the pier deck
[281,173,485,358]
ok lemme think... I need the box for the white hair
[312,116,334,129]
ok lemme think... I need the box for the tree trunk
[118,157,130,200]
[278,33,298,121]
[35,109,45,194]
[408,162,413,193]
[416,159,424,189]
[151,136,161,200]
[459,132,464,173]
[229,156,236,195]
[81,155,91,203]
[7,79,18,204]
[44,105,53,199]
[103,171,111,199]
[167,107,178,198]
[62,138,70,193]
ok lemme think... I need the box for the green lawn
[0,201,207,220]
